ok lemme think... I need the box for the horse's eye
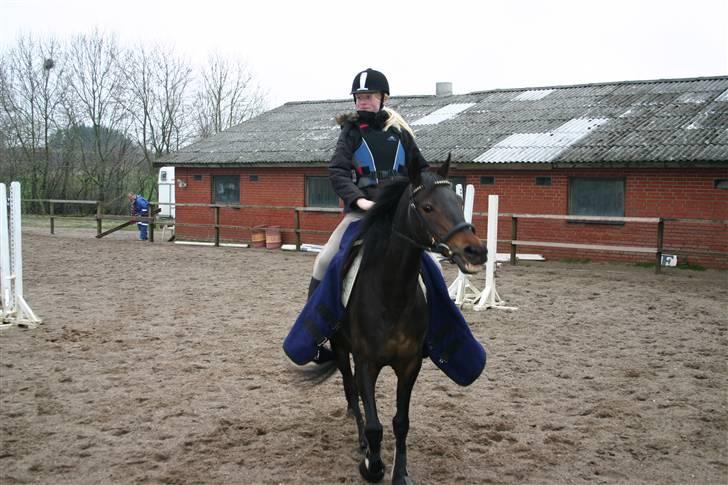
[422,204,434,213]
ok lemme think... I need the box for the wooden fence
[23,199,728,272]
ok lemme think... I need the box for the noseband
[393,179,475,259]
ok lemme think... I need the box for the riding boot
[312,345,334,364]
[307,277,321,301]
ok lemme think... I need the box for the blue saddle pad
[283,221,486,386]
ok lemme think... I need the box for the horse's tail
[291,360,338,386]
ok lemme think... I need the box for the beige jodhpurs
[312,212,363,281]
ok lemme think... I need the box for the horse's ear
[437,153,451,179]
[407,155,422,187]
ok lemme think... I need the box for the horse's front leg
[391,359,422,485]
[355,359,385,482]
[333,340,366,450]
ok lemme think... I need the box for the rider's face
[355,92,383,112]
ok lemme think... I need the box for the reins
[392,179,475,260]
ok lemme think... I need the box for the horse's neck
[379,196,424,290]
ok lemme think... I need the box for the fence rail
[22,199,728,271]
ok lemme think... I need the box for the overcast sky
[2,0,727,109]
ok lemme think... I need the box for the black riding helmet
[351,68,390,96]
[352,68,389,123]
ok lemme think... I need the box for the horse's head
[406,155,487,274]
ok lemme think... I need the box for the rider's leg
[310,212,362,365]
[311,212,362,280]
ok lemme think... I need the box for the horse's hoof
[359,458,385,483]
[392,475,414,485]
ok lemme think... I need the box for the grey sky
[2,0,727,109]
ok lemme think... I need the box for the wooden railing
[22,199,342,248]
[470,212,727,273]
[23,199,727,270]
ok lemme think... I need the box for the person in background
[128,192,150,241]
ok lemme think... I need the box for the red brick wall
[174,167,342,244]
[173,166,728,268]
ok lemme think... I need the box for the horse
[310,155,487,484]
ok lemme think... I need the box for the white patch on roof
[512,89,554,101]
[716,88,728,102]
[684,107,719,130]
[411,103,476,126]
[675,92,711,104]
[474,117,609,163]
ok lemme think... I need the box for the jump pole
[0,182,42,328]
[473,194,517,311]
[448,184,482,306]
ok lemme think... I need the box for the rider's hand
[356,198,375,211]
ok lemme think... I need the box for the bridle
[392,179,475,259]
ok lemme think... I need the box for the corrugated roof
[160,76,728,167]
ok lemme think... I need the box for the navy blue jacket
[329,112,428,213]
[131,195,150,215]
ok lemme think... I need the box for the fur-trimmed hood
[335,111,359,126]
[336,108,415,139]
[335,110,390,127]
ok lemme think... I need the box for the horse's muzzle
[448,234,487,274]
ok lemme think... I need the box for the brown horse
[312,156,487,484]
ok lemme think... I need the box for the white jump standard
[1,182,42,328]
[473,194,517,311]
[448,186,516,311]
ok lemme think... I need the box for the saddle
[283,221,487,386]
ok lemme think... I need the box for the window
[213,175,240,204]
[193,174,203,181]
[568,177,625,218]
[480,176,495,185]
[715,179,728,189]
[305,176,339,207]
[249,175,259,182]
[535,176,552,186]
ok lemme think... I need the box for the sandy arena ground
[1,227,726,484]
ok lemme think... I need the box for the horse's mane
[357,177,410,269]
[357,171,439,269]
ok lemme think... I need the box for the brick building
[158,76,728,268]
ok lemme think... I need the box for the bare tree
[193,54,266,139]
[1,30,270,207]
[120,44,193,167]
[0,34,66,202]
[64,30,143,201]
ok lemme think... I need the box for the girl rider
[308,68,429,362]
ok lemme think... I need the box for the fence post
[510,216,518,265]
[214,206,220,247]
[655,218,664,274]
[49,200,55,235]
[294,208,301,250]
[148,203,156,243]
[96,201,103,237]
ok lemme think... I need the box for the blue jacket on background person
[128,193,150,240]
